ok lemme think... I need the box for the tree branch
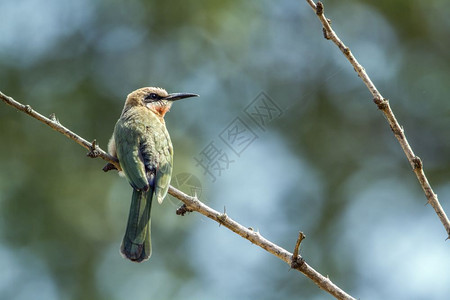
[0,90,121,171]
[1,90,356,299]
[306,0,450,239]
[168,187,355,300]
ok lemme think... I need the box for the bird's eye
[145,93,159,101]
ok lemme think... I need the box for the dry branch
[0,90,356,300]
[0,91,121,171]
[305,0,450,239]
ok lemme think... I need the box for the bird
[108,87,198,262]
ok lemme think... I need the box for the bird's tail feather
[120,188,153,262]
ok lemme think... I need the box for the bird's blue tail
[120,188,153,262]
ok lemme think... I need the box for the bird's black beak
[164,93,199,101]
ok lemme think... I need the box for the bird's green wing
[154,151,173,204]
[147,126,173,204]
[114,121,148,191]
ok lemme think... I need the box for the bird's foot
[102,163,118,172]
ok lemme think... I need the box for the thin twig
[291,231,306,269]
[1,90,356,300]
[306,1,450,239]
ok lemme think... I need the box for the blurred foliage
[1,0,449,299]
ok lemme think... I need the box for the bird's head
[124,87,198,118]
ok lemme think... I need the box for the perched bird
[108,87,198,262]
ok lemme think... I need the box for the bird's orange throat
[147,104,171,119]
[156,105,171,117]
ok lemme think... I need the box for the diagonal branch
[1,90,356,299]
[0,90,121,171]
[306,0,450,239]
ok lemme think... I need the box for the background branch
[306,0,450,239]
[1,90,356,300]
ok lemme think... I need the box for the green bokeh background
[1,0,449,299]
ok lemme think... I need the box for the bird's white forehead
[143,87,168,96]
[128,87,168,99]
